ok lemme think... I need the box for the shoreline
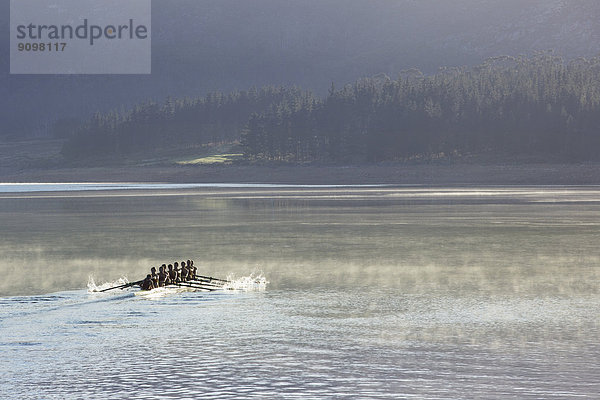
[2,162,600,185]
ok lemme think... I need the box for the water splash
[87,275,130,293]
[223,272,269,291]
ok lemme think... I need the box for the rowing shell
[134,286,215,297]
[134,283,222,297]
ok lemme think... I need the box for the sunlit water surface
[1,184,599,399]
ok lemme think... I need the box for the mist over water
[1,185,599,398]
[2,185,599,296]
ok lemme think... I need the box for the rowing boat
[137,278,226,293]
[93,274,229,293]
[134,284,206,297]
[91,273,268,294]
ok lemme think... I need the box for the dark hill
[2,0,600,137]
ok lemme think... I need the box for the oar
[162,278,222,288]
[194,274,231,284]
[173,281,219,291]
[189,279,238,291]
[189,278,224,287]
[97,279,143,292]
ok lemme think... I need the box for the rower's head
[174,262,179,269]
[187,260,191,267]
[182,261,187,267]
[168,264,173,270]
[146,274,151,279]
[151,267,156,273]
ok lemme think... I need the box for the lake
[1,184,599,399]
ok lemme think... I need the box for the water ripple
[2,282,599,399]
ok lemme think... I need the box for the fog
[2,186,599,296]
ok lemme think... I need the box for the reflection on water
[1,186,599,398]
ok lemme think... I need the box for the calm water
[1,185,599,399]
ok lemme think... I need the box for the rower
[141,274,155,290]
[188,260,197,280]
[173,262,181,283]
[150,267,159,287]
[181,261,190,282]
[168,264,177,283]
[158,264,169,287]
[181,260,189,281]
[163,264,172,285]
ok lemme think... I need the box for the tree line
[61,86,308,159]
[63,53,600,162]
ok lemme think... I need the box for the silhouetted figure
[150,267,159,288]
[168,264,177,283]
[141,274,155,291]
[180,262,189,282]
[189,260,197,280]
[173,262,181,283]
[158,264,170,287]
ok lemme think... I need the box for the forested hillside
[63,54,600,163]
[4,0,600,138]
[61,87,307,159]
[242,54,600,162]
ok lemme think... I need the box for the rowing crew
[141,260,197,290]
